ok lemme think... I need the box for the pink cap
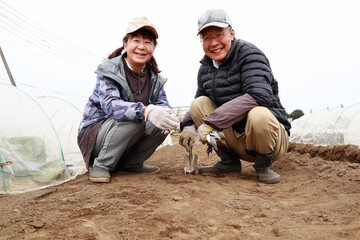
[125,16,158,39]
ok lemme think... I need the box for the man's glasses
[200,28,230,45]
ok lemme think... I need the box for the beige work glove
[144,104,180,131]
[179,125,196,152]
[197,123,214,144]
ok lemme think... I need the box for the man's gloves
[144,104,180,131]
[197,123,214,144]
[179,125,196,152]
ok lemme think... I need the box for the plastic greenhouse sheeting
[290,103,360,147]
[35,96,87,176]
[0,83,86,194]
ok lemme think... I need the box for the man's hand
[197,123,214,144]
[144,105,180,131]
[179,125,196,152]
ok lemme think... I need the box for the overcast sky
[1,0,359,114]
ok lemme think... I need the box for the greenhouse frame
[290,103,360,147]
[0,83,86,194]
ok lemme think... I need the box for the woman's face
[124,33,155,72]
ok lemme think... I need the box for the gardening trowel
[184,145,197,175]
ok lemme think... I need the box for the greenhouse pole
[0,47,17,87]
[0,153,13,192]
[0,154,6,192]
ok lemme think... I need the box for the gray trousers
[92,118,167,171]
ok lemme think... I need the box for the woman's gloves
[179,125,196,152]
[144,104,180,131]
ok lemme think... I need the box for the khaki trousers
[190,96,289,162]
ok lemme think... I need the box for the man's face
[200,26,235,66]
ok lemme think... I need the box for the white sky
[0,0,359,114]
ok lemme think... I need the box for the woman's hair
[108,28,160,73]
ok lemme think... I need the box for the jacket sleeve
[240,45,274,107]
[98,75,145,122]
[154,88,172,108]
[180,112,194,131]
[203,94,258,130]
[195,69,207,98]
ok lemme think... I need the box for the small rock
[172,196,182,202]
[319,165,332,172]
[30,221,45,229]
[336,171,346,177]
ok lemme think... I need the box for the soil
[1,137,360,240]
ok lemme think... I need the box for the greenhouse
[290,103,360,147]
[2,78,359,194]
[0,83,86,194]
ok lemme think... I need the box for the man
[179,9,291,184]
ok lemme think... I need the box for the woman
[78,16,179,183]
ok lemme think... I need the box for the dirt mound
[0,137,359,240]
[288,142,360,163]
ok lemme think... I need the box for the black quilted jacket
[192,38,291,135]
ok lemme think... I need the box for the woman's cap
[125,16,158,39]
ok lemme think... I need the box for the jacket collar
[95,53,166,92]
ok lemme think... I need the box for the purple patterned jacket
[78,54,171,133]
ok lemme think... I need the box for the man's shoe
[254,165,280,184]
[89,166,110,183]
[253,151,280,184]
[199,146,242,174]
[198,160,242,174]
[119,164,160,173]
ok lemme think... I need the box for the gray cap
[197,9,232,35]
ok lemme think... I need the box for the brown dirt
[1,137,360,240]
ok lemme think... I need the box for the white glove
[144,104,180,131]
[161,109,180,134]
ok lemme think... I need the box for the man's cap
[197,9,232,35]
[125,16,158,39]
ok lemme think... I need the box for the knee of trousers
[189,96,217,127]
[246,107,279,136]
[190,96,215,112]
